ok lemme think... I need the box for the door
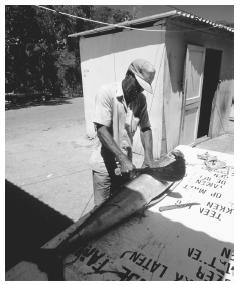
[197,49,222,138]
[179,44,206,145]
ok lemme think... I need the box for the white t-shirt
[90,82,150,172]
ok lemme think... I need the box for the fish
[26,149,186,280]
[132,149,186,181]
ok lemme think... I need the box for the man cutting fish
[90,58,156,206]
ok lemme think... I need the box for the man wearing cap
[90,59,156,206]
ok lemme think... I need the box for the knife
[158,202,200,212]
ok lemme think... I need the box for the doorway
[179,44,206,145]
[197,49,222,138]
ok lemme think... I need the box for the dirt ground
[5,97,234,272]
[5,97,234,223]
[6,98,96,222]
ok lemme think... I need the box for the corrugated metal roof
[176,10,234,32]
[68,9,233,38]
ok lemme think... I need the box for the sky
[107,5,234,24]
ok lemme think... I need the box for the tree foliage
[5,5,134,96]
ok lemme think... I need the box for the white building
[69,10,234,159]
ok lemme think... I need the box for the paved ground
[6,98,96,222]
[5,97,234,222]
[195,118,234,154]
[195,133,234,154]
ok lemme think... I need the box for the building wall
[79,35,116,138]
[162,25,187,152]
[163,20,233,150]
[209,40,234,137]
[79,20,233,158]
[79,26,167,159]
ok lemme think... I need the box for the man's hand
[118,154,136,174]
[96,125,136,177]
[141,160,155,169]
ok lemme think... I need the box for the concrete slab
[5,97,234,275]
[6,146,234,281]
[195,134,234,154]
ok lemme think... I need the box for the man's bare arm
[140,128,154,168]
[96,124,135,173]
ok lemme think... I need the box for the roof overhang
[68,10,175,38]
[68,9,234,39]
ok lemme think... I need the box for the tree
[93,6,133,24]
[5,5,59,94]
[5,5,134,97]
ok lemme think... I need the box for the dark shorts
[92,170,128,206]
[92,146,131,206]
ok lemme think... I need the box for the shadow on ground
[5,97,79,111]
[5,180,73,271]
[5,181,234,280]
[65,208,234,281]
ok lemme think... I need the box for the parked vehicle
[5,91,52,105]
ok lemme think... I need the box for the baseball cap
[128,59,156,94]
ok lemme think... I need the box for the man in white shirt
[90,59,156,206]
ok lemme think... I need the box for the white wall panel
[79,35,115,137]
[113,29,166,159]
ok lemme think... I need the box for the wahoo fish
[28,149,186,280]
